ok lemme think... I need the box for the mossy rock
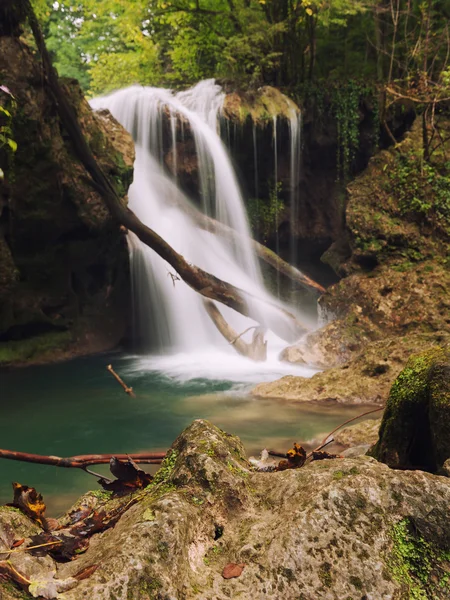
[369,347,450,472]
[222,86,299,125]
[0,37,133,366]
[2,419,450,599]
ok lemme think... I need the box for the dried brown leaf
[12,482,47,528]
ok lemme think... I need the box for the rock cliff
[0,36,134,366]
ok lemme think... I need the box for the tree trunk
[169,195,325,294]
[204,300,267,361]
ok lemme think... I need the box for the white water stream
[91,80,316,382]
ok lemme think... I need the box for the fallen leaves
[263,441,343,472]
[99,456,153,493]
[222,563,245,579]
[28,532,89,562]
[73,564,99,581]
[0,476,141,599]
[276,443,307,471]
[12,482,48,530]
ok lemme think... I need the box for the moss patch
[387,517,450,599]
[152,449,179,486]
[0,331,72,366]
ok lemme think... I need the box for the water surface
[1,352,374,515]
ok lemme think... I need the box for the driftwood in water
[24,0,307,343]
[107,364,136,397]
[0,449,165,468]
[204,300,267,361]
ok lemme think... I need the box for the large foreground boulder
[1,420,449,599]
[369,347,450,472]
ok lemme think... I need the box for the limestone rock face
[369,347,450,472]
[0,36,134,365]
[266,119,450,405]
[254,333,450,404]
[1,420,450,600]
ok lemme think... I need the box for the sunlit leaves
[12,483,47,529]
[0,88,18,157]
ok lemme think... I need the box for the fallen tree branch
[107,364,135,397]
[169,194,325,294]
[229,326,258,345]
[24,0,307,343]
[0,449,165,468]
[204,300,267,361]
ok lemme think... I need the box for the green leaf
[7,138,17,152]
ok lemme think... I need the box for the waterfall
[90,80,311,368]
[272,116,280,298]
[289,111,302,271]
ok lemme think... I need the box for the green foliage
[333,81,362,180]
[28,0,449,114]
[299,80,379,180]
[46,7,91,90]
[0,87,17,180]
[152,449,179,485]
[0,331,72,366]
[247,182,284,243]
[389,150,450,228]
[89,489,113,501]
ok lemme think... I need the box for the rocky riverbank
[254,118,450,405]
[1,349,449,599]
[1,417,449,600]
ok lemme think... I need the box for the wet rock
[369,347,450,472]
[1,420,449,599]
[334,418,381,448]
[269,118,450,405]
[254,333,450,404]
[222,86,299,125]
[440,459,450,477]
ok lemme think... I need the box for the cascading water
[289,111,302,271]
[272,115,280,298]
[91,80,315,382]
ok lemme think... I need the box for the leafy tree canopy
[28,0,449,106]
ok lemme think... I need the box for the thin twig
[229,326,258,345]
[267,407,383,465]
[306,438,334,460]
[83,466,112,481]
[9,541,62,554]
[318,407,383,449]
[107,364,136,397]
